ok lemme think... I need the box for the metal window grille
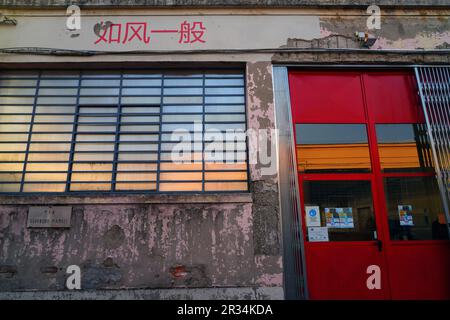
[415,66,450,228]
[0,69,249,193]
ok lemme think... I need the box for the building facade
[0,1,449,300]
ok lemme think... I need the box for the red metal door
[364,72,450,300]
[289,70,450,300]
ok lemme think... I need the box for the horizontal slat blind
[0,69,248,193]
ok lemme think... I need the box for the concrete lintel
[0,286,284,300]
[0,193,253,205]
[272,51,450,64]
[0,1,448,9]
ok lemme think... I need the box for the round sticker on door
[305,206,321,227]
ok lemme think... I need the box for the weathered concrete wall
[0,0,449,8]
[0,61,283,299]
[0,194,282,296]
[246,61,283,291]
[1,7,449,65]
[1,202,253,290]
[0,287,284,300]
[273,50,450,64]
[271,8,450,63]
[246,62,281,258]
[319,13,450,50]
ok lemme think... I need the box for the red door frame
[363,71,450,299]
[297,172,392,299]
[289,70,450,300]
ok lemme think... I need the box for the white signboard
[0,14,321,52]
[305,205,321,227]
[27,206,72,228]
[308,227,329,242]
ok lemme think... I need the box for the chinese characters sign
[0,15,321,52]
[94,21,206,45]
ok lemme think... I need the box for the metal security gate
[415,66,450,233]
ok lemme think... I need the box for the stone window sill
[0,193,253,205]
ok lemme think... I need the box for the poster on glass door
[325,207,354,228]
[308,227,329,242]
[398,205,414,226]
[305,206,321,227]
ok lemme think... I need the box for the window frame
[0,69,250,194]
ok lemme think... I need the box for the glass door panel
[295,124,371,173]
[384,176,449,241]
[303,180,377,241]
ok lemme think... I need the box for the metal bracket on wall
[0,15,17,25]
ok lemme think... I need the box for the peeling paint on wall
[246,61,277,183]
[0,59,284,298]
[319,15,450,50]
[0,203,267,291]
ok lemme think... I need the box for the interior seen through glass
[376,124,434,173]
[295,124,371,173]
[384,176,449,240]
[303,180,377,242]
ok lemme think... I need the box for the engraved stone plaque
[27,206,72,228]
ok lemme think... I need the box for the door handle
[376,239,383,252]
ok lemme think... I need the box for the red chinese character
[178,21,206,44]
[191,22,206,43]
[122,22,150,44]
[95,23,122,44]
